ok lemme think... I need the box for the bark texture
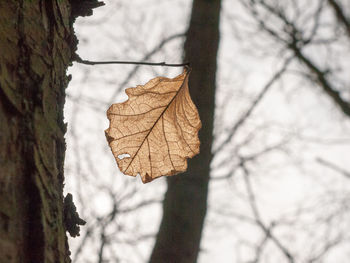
[0,1,90,262]
[149,0,221,262]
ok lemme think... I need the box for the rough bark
[149,0,221,262]
[0,1,101,262]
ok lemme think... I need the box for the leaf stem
[74,55,190,67]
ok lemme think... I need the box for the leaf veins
[105,68,201,183]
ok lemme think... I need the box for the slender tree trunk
[149,0,221,262]
[0,1,101,262]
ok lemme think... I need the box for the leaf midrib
[123,72,189,175]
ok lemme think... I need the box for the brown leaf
[105,68,201,183]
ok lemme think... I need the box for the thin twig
[316,157,350,179]
[108,32,185,103]
[75,55,189,67]
[245,0,350,118]
[242,163,295,263]
[213,57,292,155]
[327,0,350,38]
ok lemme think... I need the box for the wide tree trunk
[149,0,221,262]
[0,1,101,262]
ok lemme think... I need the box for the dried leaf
[105,69,201,183]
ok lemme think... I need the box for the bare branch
[327,0,350,38]
[243,0,350,118]
[98,232,107,263]
[307,235,344,263]
[109,32,185,103]
[75,55,189,67]
[242,163,295,263]
[213,139,288,180]
[214,57,292,154]
[289,40,350,118]
[316,157,350,179]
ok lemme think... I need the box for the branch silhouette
[74,54,189,67]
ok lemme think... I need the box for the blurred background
[64,0,350,262]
